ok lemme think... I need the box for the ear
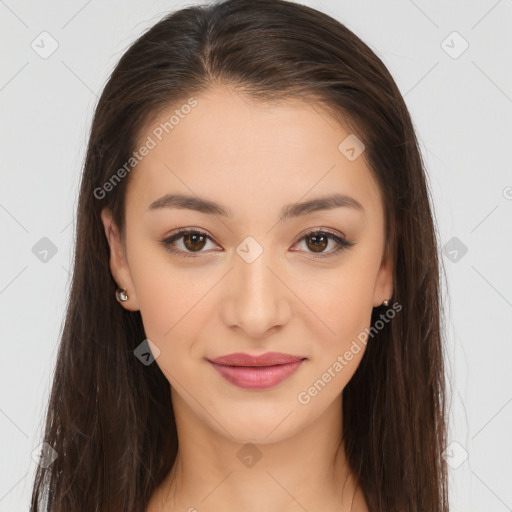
[372,240,394,307]
[100,207,140,311]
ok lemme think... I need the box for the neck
[148,390,366,512]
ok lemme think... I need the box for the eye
[161,228,354,258]
[162,228,219,258]
[291,229,355,258]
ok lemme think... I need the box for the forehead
[125,86,383,222]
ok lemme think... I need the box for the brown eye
[162,229,218,257]
[182,232,207,252]
[304,233,329,253]
[292,229,354,257]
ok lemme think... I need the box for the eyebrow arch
[148,193,364,221]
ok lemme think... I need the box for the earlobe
[100,208,140,311]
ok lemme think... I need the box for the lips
[207,352,307,390]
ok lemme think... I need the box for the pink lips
[207,352,306,390]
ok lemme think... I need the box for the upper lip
[207,352,306,367]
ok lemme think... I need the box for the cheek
[135,276,210,382]
[304,257,379,346]
[299,278,374,402]
[128,246,218,362]
[127,235,280,391]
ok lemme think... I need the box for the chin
[211,407,302,445]
[228,426,295,445]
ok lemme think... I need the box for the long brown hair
[30,0,449,510]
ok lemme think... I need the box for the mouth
[207,352,307,390]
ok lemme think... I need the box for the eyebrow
[148,193,364,221]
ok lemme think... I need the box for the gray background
[1,0,511,510]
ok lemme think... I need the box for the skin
[101,85,393,511]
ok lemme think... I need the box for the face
[101,86,393,444]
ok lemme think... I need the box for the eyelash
[161,228,355,259]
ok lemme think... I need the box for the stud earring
[116,288,128,302]
[382,299,390,306]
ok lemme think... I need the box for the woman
[30,0,449,510]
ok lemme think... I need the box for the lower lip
[208,360,305,390]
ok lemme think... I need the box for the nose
[221,247,292,338]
